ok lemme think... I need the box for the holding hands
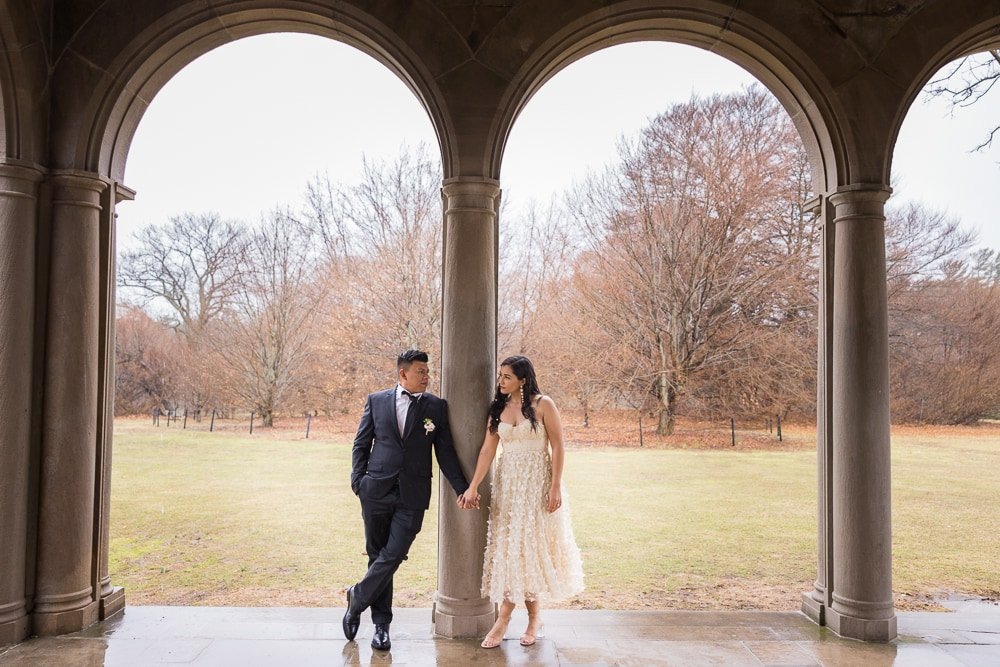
[458,488,481,510]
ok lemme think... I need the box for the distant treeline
[115,86,1000,430]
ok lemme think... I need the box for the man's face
[399,361,430,393]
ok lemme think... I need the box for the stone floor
[1,601,998,666]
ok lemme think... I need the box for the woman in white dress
[460,355,584,648]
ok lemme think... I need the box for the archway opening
[110,31,447,608]
[499,41,820,611]
[887,45,1000,611]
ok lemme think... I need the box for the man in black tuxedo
[343,350,470,651]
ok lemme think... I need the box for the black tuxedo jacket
[351,388,469,510]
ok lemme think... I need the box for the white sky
[118,34,1000,252]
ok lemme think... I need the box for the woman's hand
[459,488,481,510]
[546,485,562,513]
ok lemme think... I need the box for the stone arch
[488,2,852,195]
[0,8,19,159]
[67,3,454,183]
[888,15,1000,185]
[0,1,46,163]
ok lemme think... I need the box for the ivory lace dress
[481,418,585,604]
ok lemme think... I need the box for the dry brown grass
[111,413,1000,612]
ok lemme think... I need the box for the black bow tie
[402,390,420,402]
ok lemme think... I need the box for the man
[343,350,470,651]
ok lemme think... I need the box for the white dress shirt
[395,384,422,435]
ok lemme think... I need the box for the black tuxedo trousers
[355,485,423,624]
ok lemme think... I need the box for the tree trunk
[657,407,675,435]
[656,373,677,435]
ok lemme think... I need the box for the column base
[826,606,896,642]
[801,591,826,625]
[0,614,30,646]
[32,600,99,636]
[433,606,496,639]
[100,586,125,620]
[432,595,496,638]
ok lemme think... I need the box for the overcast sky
[118,34,1000,252]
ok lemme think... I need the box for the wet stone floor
[1,603,999,666]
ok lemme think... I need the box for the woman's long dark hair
[488,355,542,433]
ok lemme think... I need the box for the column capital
[48,170,109,193]
[828,184,891,220]
[442,178,500,212]
[0,162,45,184]
[0,162,44,204]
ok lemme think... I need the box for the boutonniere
[423,418,435,435]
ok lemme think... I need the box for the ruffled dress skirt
[481,420,585,604]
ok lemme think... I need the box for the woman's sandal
[481,616,511,649]
[519,616,543,646]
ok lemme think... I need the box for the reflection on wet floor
[1,603,998,666]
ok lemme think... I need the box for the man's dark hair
[397,349,429,370]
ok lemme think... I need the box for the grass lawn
[109,417,999,610]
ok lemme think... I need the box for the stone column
[826,184,896,642]
[0,163,43,645]
[802,195,834,625]
[433,178,499,638]
[95,183,132,620]
[32,172,106,636]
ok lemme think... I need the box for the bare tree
[925,49,1000,151]
[117,212,252,414]
[302,144,444,395]
[498,199,579,355]
[118,212,249,336]
[970,247,1000,284]
[881,202,997,423]
[890,262,1000,423]
[212,211,326,427]
[496,199,615,423]
[884,202,976,309]
[569,86,814,434]
[114,304,182,415]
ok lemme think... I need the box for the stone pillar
[802,195,834,625]
[0,163,43,645]
[95,183,132,620]
[32,172,106,636]
[826,184,896,642]
[433,178,499,638]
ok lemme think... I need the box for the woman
[460,355,584,648]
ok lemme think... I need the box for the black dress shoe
[371,623,391,651]
[342,586,360,641]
